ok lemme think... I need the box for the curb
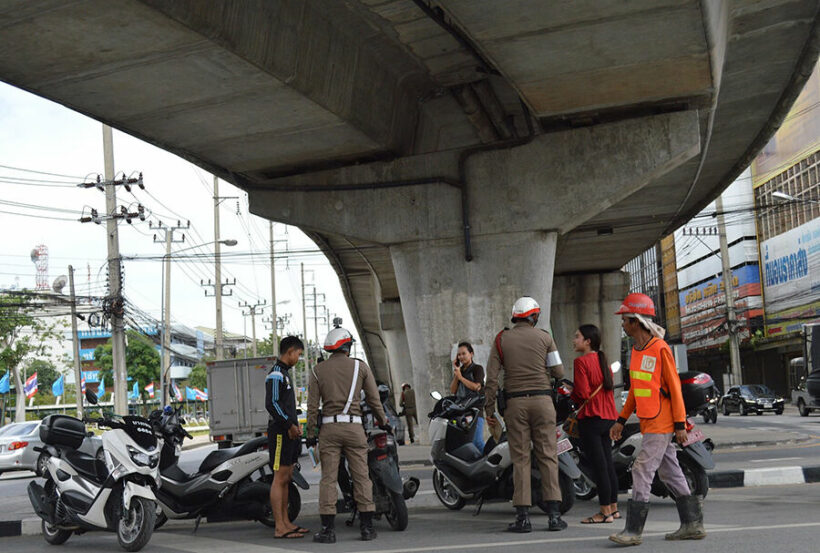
[709,465,820,488]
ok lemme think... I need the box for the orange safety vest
[628,338,669,420]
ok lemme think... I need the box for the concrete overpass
[2,1,818,418]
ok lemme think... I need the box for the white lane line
[749,457,801,463]
[303,490,435,504]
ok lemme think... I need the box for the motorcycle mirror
[85,389,99,405]
[430,391,442,401]
[611,361,622,374]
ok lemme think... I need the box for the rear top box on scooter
[40,414,86,448]
[678,372,714,415]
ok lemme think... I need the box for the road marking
[749,457,800,463]
[744,466,805,486]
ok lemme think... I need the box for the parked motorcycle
[148,405,308,530]
[336,388,419,530]
[427,392,579,515]
[27,390,160,551]
[563,371,716,502]
[700,397,718,424]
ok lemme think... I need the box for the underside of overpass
[2,1,818,421]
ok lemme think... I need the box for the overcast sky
[0,81,359,354]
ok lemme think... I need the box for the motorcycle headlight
[127,445,159,468]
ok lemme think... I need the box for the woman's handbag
[562,383,603,438]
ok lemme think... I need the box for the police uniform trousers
[318,422,374,515]
[505,395,561,506]
[405,412,417,442]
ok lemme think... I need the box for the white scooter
[27,390,161,552]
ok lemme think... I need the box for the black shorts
[268,428,301,470]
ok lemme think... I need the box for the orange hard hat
[615,293,656,317]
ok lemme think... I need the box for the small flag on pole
[52,375,64,397]
[0,372,10,394]
[193,387,208,401]
[144,382,155,398]
[24,372,38,399]
[172,380,183,402]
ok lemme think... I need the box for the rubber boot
[360,511,377,541]
[609,499,650,546]
[313,515,336,544]
[665,495,706,540]
[546,501,568,531]
[507,506,532,533]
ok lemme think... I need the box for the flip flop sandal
[294,527,310,534]
[274,529,305,539]
[581,512,614,524]
[611,510,622,519]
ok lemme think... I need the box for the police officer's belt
[505,389,552,399]
[322,415,362,424]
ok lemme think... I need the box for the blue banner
[0,372,9,394]
[52,375,64,397]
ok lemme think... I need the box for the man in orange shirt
[608,293,706,546]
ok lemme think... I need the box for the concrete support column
[550,271,630,395]
[390,231,558,431]
[379,299,414,396]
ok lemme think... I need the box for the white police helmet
[511,296,540,322]
[324,327,355,352]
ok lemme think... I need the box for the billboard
[679,265,763,349]
[761,217,820,336]
[752,63,820,187]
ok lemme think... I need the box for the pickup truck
[789,323,820,417]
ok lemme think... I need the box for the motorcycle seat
[199,436,267,473]
[65,449,106,482]
[161,463,197,483]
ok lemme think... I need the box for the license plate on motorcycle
[557,438,572,455]
[682,428,705,447]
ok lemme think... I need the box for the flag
[24,372,38,399]
[144,382,155,398]
[172,380,182,402]
[185,386,196,401]
[52,375,64,397]
[0,372,9,394]
[129,381,139,400]
[98,376,105,399]
[81,374,86,394]
[193,387,208,401]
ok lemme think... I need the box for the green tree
[94,330,160,400]
[26,359,61,392]
[188,363,207,390]
[0,292,62,421]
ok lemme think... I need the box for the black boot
[360,511,377,541]
[665,495,706,540]
[546,500,568,531]
[609,499,650,546]
[507,506,532,533]
[313,515,336,544]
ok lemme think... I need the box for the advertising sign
[678,265,762,349]
[762,217,820,336]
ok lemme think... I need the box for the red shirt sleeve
[571,356,591,405]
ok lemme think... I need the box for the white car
[0,420,103,477]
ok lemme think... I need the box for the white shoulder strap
[342,360,360,415]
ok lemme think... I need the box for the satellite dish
[31,248,40,262]
[53,275,68,294]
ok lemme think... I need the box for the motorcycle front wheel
[385,490,408,531]
[574,471,598,501]
[432,469,465,510]
[117,497,156,552]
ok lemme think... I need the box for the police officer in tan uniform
[485,297,568,533]
[306,326,389,544]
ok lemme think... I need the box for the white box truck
[207,357,276,449]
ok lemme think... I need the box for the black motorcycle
[148,406,308,530]
[428,392,579,515]
[336,389,419,531]
[557,377,715,502]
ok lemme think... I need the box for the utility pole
[240,300,266,357]
[68,266,84,418]
[150,220,189,406]
[102,125,127,415]
[715,194,743,385]
[270,222,279,357]
[209,176,237,360]
[301,263,310,374]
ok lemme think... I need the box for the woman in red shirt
[571,324,620,524]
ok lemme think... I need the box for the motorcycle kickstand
[192,514,203,534]
[345,507,358,527]
[473,494,485,516]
